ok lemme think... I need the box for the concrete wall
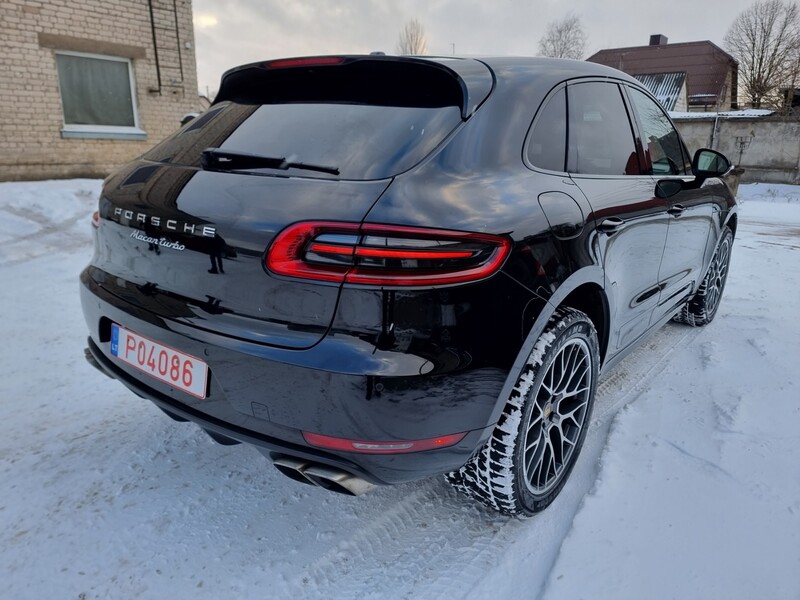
[673,116,800,184]
[0,0,202,181]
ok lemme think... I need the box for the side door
[565,80,670,355]
[624,85,717,321]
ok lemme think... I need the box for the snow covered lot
[1,179,798,600]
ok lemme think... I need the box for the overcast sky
[191,0,756,96]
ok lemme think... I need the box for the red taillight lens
[266,221,511,287]
[91,211,100,228]
[302,431,467,454]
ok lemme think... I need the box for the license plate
[110,324,208,398]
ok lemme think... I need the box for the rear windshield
[143,59,466,180]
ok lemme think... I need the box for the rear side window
[567,82,640,176]
[143,59,466,180]
[528,88,567,172]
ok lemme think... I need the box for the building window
[55,51,146,140]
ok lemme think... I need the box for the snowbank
[1,180,798,600]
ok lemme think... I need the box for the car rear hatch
[90,55,494,349]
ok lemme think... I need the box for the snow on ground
[542,185,800,600]
[0,180,798,600]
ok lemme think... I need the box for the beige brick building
[0,0,204,181]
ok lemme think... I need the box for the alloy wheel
[522,338,593,495]
[705,236,731,315]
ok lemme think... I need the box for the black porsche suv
[81,55,736,515]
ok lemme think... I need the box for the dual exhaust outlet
[271,455,376,496]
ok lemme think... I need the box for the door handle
[598,217,624,233]
[668,204,686,216]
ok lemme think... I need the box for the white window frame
[55,50,147,140]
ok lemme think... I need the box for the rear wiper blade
[201,148,339,176]
[281,159,340,176]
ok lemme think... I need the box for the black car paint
[80,56,737,486]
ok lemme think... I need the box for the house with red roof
[587,35,739,112]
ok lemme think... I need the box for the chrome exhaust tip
[271,455,376,496]
[272,456,319,487]
[302,464,377,496]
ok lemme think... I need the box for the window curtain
[56,54,135,127]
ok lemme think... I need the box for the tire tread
[674,227,733,327]
[446,306,594,516]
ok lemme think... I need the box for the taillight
[302,431,467,454]
[265,221,512,287]
[91,211,100,228]
[264,56,346,69]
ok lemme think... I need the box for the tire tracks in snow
[285,481,510,599]
[284,323,704,600]
[0,206,92,266]
[593,324,701,423]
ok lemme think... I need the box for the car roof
[413,55,645,116]
[432,55,642,88]
[218,55,644,120]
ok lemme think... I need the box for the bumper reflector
[302,431,467,454]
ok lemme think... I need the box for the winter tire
[447,307,600,516]
[674,227,733,327]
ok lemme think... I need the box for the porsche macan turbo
[81,55,737,515]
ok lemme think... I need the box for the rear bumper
[80,270,506,485]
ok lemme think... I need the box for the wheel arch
[725,211,738,239]
[488,267,608,428]
[561,283,609,365]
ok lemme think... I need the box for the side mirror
[655,179,683,199]
[180,112,200,126]
[692,148,731,179]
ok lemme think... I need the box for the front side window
[55,52,144,139]
[567,82,640,176]
[627,87,688,175]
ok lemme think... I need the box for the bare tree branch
[397,18,428,55]
[724,0,800,109]
[537,13,587,60]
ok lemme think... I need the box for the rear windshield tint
[143,59,466,180]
